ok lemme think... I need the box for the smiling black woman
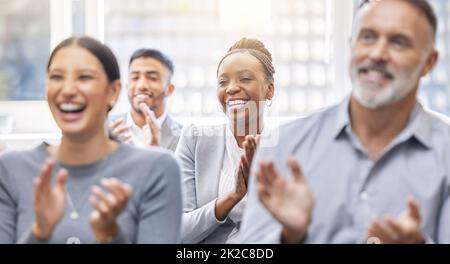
[176,38,275,244]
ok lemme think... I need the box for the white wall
[0,101,60,150]
[0,101,58,133]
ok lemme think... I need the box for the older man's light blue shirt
[240,97,450,243]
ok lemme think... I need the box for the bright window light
[218,0,271,32]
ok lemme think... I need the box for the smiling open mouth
[58,102,86,114]
[134,94,152,100]
[359,68,394,80]
[227,100,249,108]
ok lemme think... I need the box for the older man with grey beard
[240,0,450,244]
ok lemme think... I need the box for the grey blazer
[175,124,240,244]
[109,112,183,152]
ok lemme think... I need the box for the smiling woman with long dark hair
[0,36,182,244]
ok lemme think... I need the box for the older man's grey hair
[352,0,437,51]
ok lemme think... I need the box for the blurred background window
[418,0,450,114]
[104,0,339,118]
[0,0,50,100]
[1,0,450,116]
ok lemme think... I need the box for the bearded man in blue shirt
[240,0,450,244]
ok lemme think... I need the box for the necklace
[57,154,111,220]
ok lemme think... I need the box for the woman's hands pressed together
[32,159,133,243]
[215,135,260,221]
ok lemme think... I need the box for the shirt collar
[155,109,168,129]
[225,124,244,155]
[406,101,432,149]
[333,95,352,139]
[126,111,138,130]
[332,96,432,150]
